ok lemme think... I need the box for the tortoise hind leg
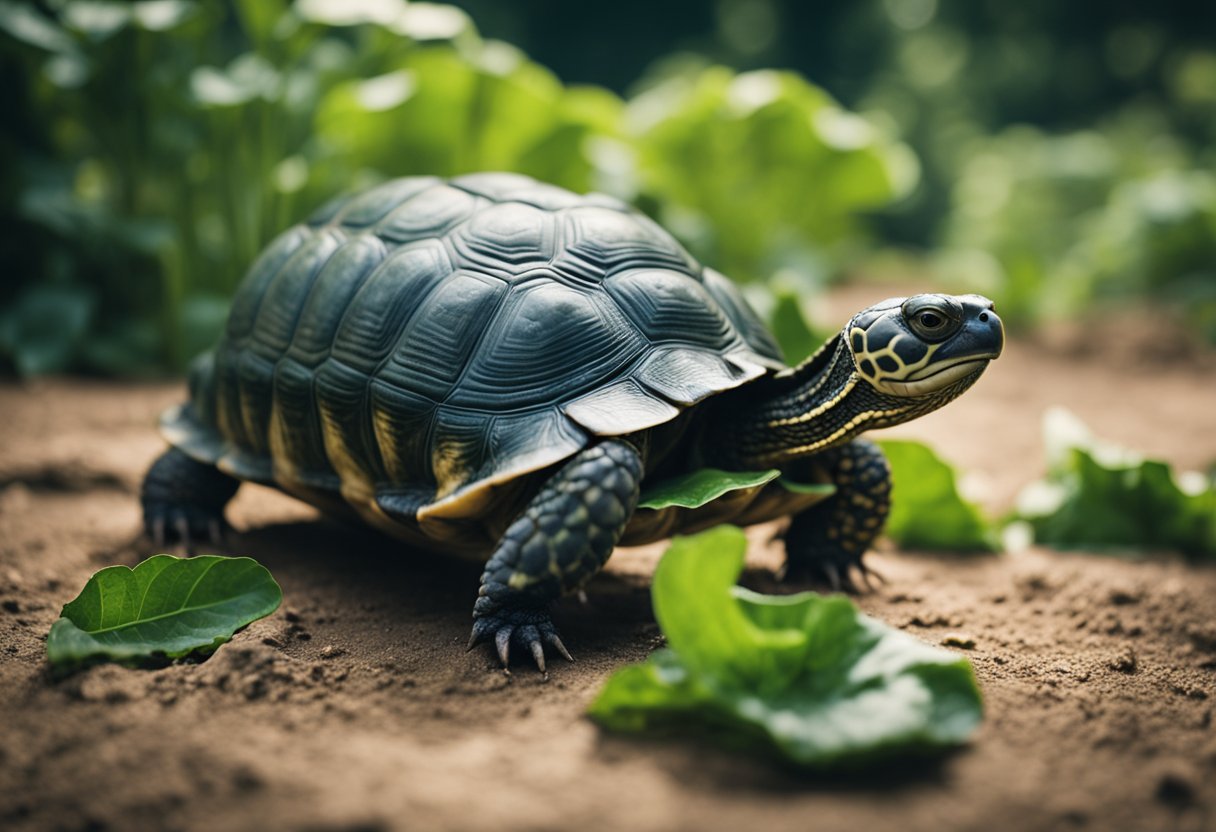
[782,439,891,592]
[469,439,643,673]
[141,447,240,552]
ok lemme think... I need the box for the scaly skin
[141,448,239,551]
[468,439,643,672]
[783,439,891,590]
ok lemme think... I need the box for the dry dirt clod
[941,632,977,649]
[1107,584,1143,606]
[1109,646,1138,674]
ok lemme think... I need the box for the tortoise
[141,172,1004,671]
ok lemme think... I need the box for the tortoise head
[846,293,1004,400]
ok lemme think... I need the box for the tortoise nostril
[979,312,989,322]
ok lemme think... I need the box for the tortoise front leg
[469,439,643,672]
[783,439,891,591]
[141,447,240,552]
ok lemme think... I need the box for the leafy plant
[1017,408,1216,559]
[935,120,1216,339]
[588,526,983,768]
[1,2,912,377]
[628,65,917,286]
[47,554,282,673]
[879,439,998,552]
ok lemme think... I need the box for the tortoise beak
[951,295,1004,362]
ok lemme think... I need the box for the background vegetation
[2,0,1213,375]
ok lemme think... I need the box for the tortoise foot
[141,448,238,554]
[779,551,885,594]
[468,604,574,675]
[143,501,230,554]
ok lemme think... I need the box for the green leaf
[879,439,998,552]
[629,67,915,283]
[0,2,75,52]
[777,477,837,497]
[768,289,829,364]
[588,526,984,768]
[1018,408,1216,559]
[0,284,96,376]
[638,469,781,511]
[46,555,283,672]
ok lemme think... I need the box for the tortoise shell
[162,173,784,538]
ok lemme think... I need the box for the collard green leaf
[47,555,283,672]
[588,526,984,768]
[879,439,998,552]
[638,468,782,511]
[1018,408,1216,559]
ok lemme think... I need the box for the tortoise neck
[704,334,914,469]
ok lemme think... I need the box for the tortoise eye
[902,295,962,342]
[918,311,943,329]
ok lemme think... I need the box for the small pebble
[320,644,345,659]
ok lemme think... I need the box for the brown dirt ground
[2,294,1216,832]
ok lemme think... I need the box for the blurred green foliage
[1017,409,1216,560]
[3,0,1214,376]
[0,0,908,375]
[879,439,998,552]
[933,118,1216,336]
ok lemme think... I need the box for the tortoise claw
[151,515,167,549]
[174,516,193,555]
[545,631,574,663]
[781,553,879,595]
[468,607,572,673]
[495,626,514,667]
[823,561,843,593]
[854,559,886,592]
[143,501,230,554]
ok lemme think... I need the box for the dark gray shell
[163,173,784,525]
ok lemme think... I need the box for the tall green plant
[0,1,915,376]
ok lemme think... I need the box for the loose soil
[2,297,1215,832]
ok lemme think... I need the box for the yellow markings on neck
[768,377,858,427]
[761,405,911,465]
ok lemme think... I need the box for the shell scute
[554,206,693,281]
[288,235,388,366]
[449,201,556,275]
[330,239,453,372]
[605,269,737,351]
[269,356,333,483]
[315,358,383,489]
[226,225,311,340]
[335,177,441,227]
[374,184,480,242]
[370,381,437,486]
[450,172,583,211]
[448,279,644,410]
[249,230,344,359]
[374,271,508,401]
